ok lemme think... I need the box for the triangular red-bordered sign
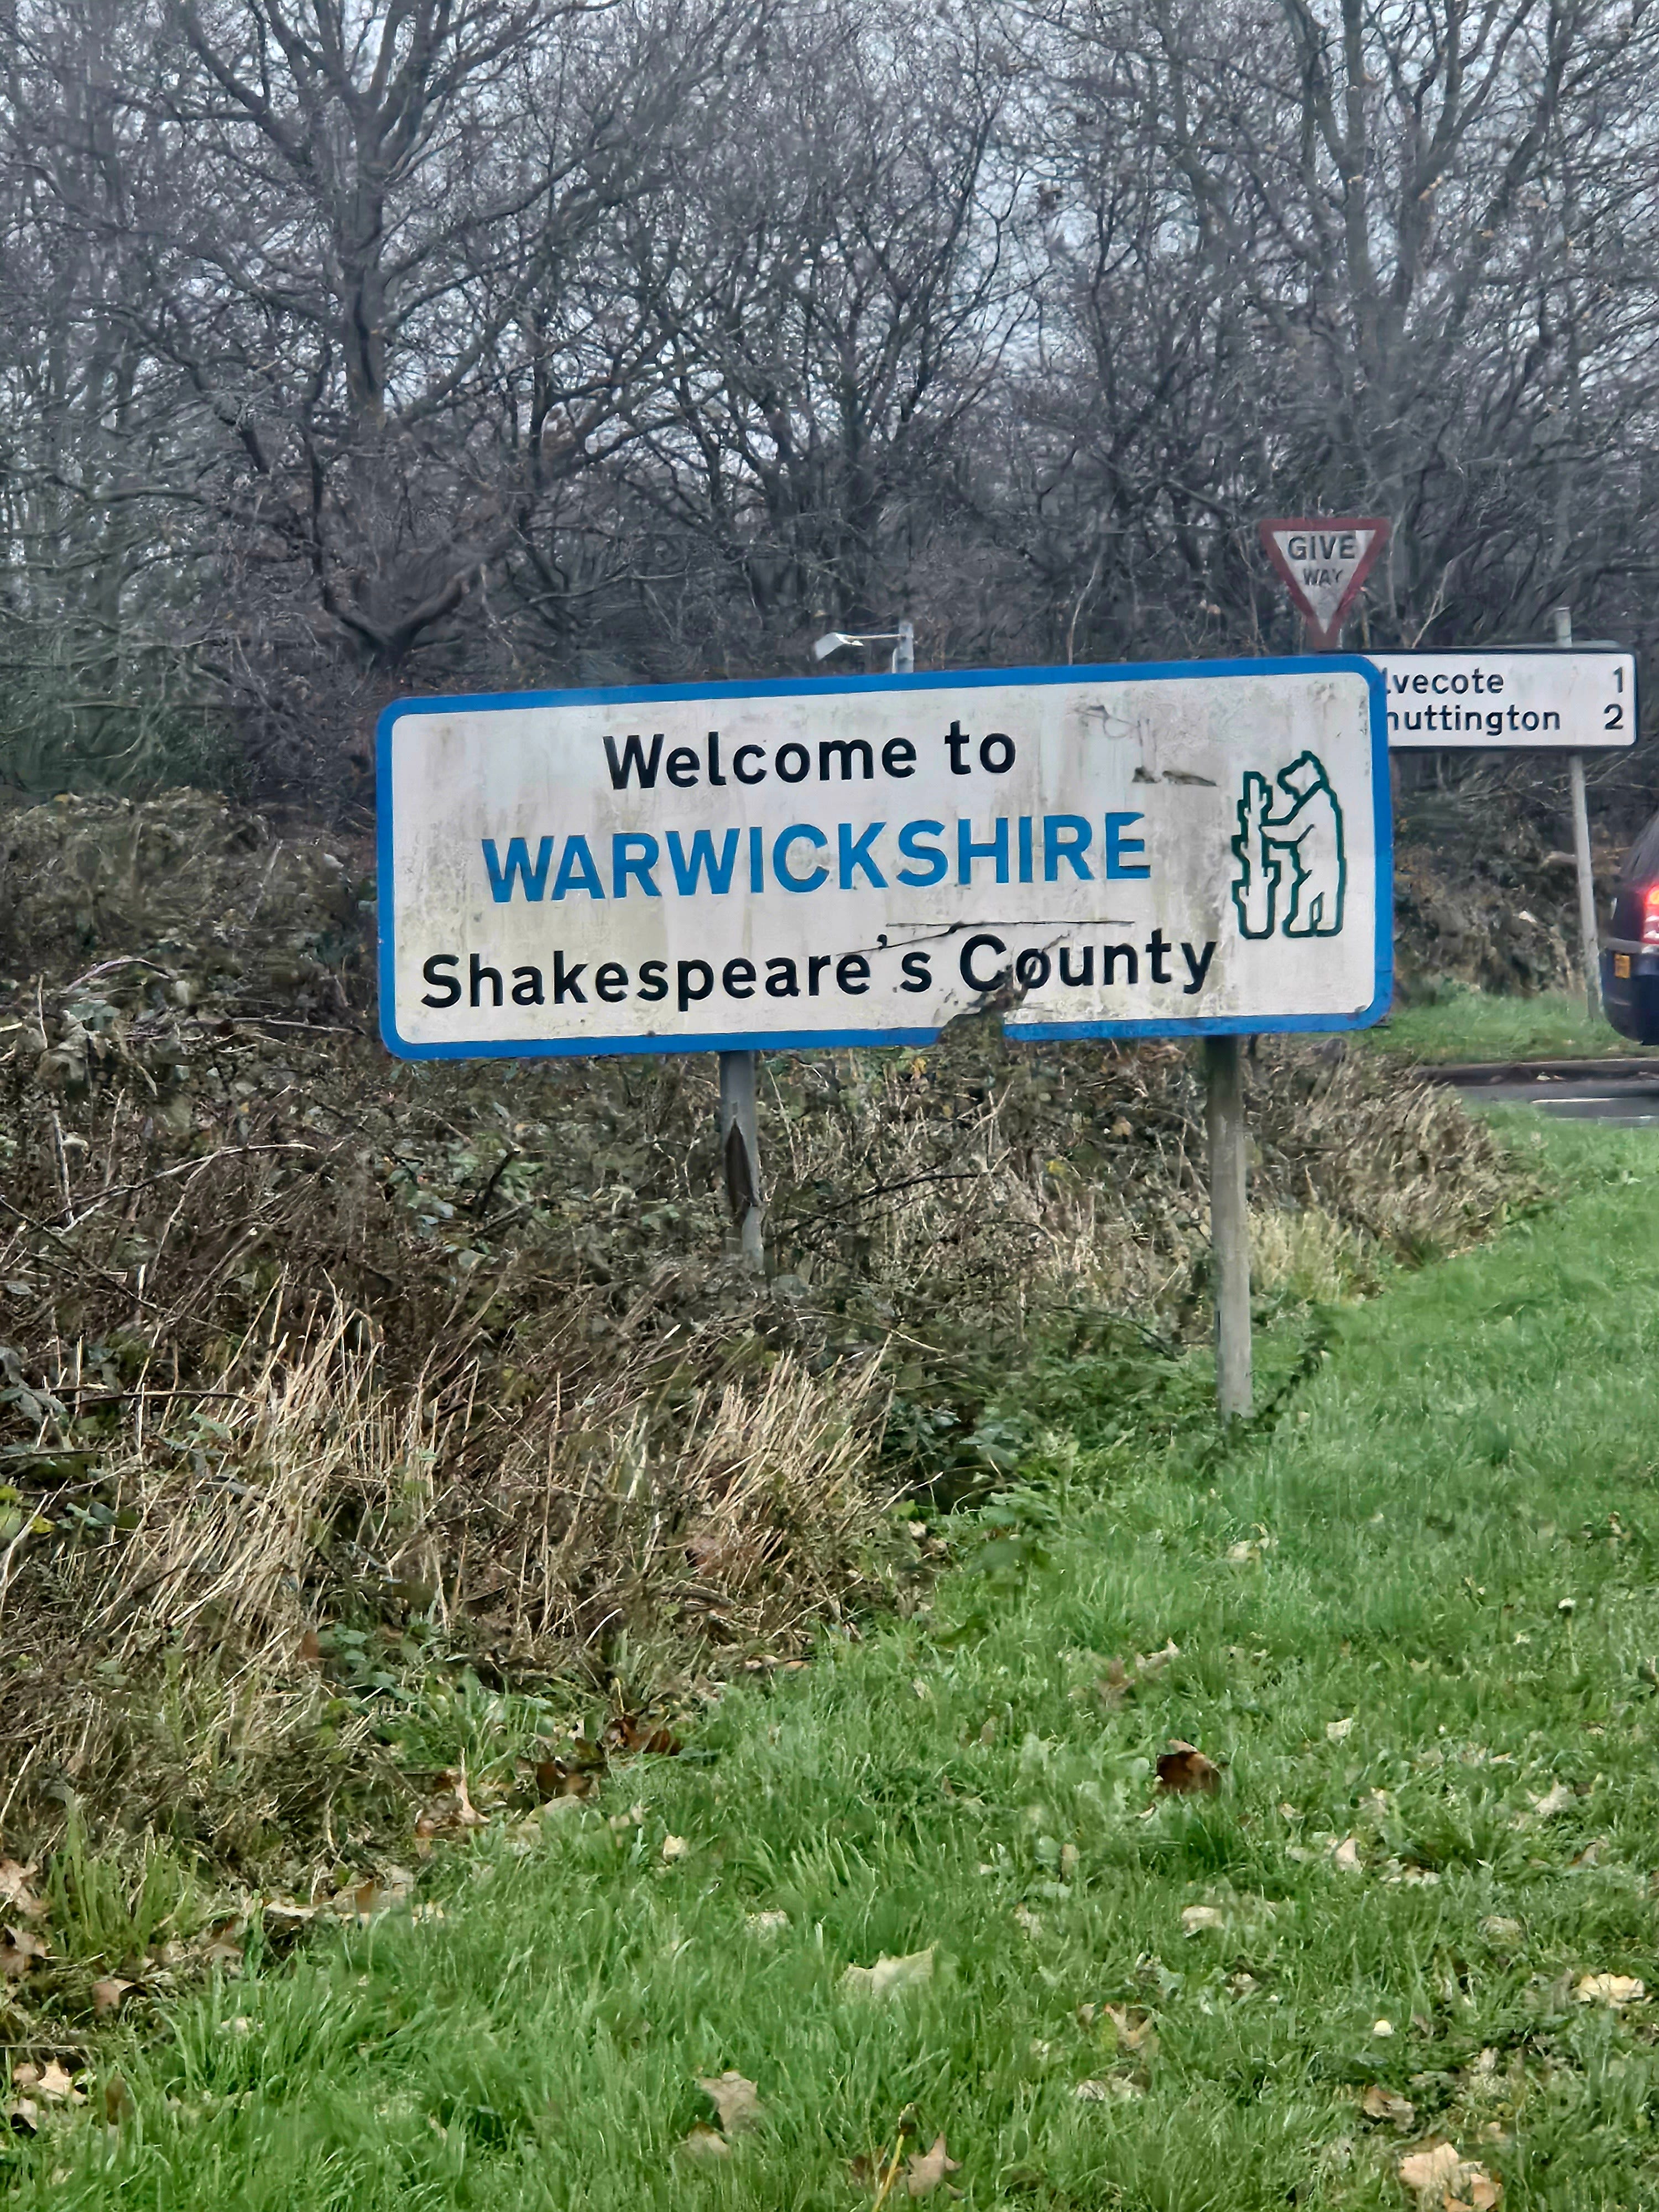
[1258,517,1391,647]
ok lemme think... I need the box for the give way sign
[1259,517,1390,647]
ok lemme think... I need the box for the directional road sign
[378,659,1391,1060]
[1371,648,1636,749]
[1259,518,1391,646]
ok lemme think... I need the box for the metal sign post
[1204,1034,1251,1418]
[713,622,919,1274]
[717,1046,764,1269]
[1228,514,1394,1421]
[377,656,1391,1422]
[1554,607,1603,1021]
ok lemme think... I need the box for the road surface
[1449,1067,1659,1126]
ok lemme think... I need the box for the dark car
[1601,811,1659,1044]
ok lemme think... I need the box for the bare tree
[3,0,1659,804]
[1013,0,1659,657]
[600,0,1028,668]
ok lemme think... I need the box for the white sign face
[1373,650,1636,749]
[377,659,1391,1060]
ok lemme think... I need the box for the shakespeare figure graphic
[1231,752,1346,939]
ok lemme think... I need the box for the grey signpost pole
[716,618,915,1275]
[718,1047,764,1271]
[1553,605,1603,1022]
[1204,1034,1251,1419]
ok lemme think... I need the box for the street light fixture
[812,620,914,674]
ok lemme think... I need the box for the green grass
[1365,985,1637,1065]
[11,1117,1659,2210]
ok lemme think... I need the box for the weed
[2,1115,1652,2209]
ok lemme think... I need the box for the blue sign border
[376,655,1392,1059]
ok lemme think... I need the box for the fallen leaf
[841,1947,935,2000]
[1528,1781,1574,1819]
[1399,2143,1465,2196]
[1226,1541,1260,1564]
[296,1629,323,1665]
[1574,1973,1645,2006]
[1181,1905,1224,1934]
[1013,1904,1042,1937]
[1481,1916,1522,1942]
[745,1910,789,1938]
[102,2075,134,2127]
[905,2133,961,2196]
[1332,1836,1364,1874]
[1398,2145,1500,2204]
[1073,2078,1113,2101]
[1095,1657,1131,1708]
[607,1712,683,1757]
[414,1767,489,1839]
[91,1977,134,2017]
[661,1834,691,1863]
[698,2071,762,2135]
[1156,1741,1222,1795]
[200,1923,244,1975]
[681,2124,731,2161]
[0,1923,49,1976]
[0,1860,44,1918]
[534,1756,598,1801]
[1326,1717,1356,1743]
[32,2062,82,2106]
[339,1866,416,1921]
[1362,2084,1416,2128]
[264,1898,321,1929]
[1102,2004,1158,2054]
[6,2096,38,2133]
[1136,1640,1180,1677]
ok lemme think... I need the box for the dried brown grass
[0,790,1539,1864]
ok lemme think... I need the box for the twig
[55,1387,255,1407]
[776,1168,981,1230]
[0,1191,161,1309]
[56,1141,322,1229]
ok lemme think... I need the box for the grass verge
[7,1114,1658,2210]
[1365,985,1635,1066]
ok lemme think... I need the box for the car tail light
[1645,883,1659,947]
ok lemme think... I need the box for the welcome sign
[377,659,1391,1059]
